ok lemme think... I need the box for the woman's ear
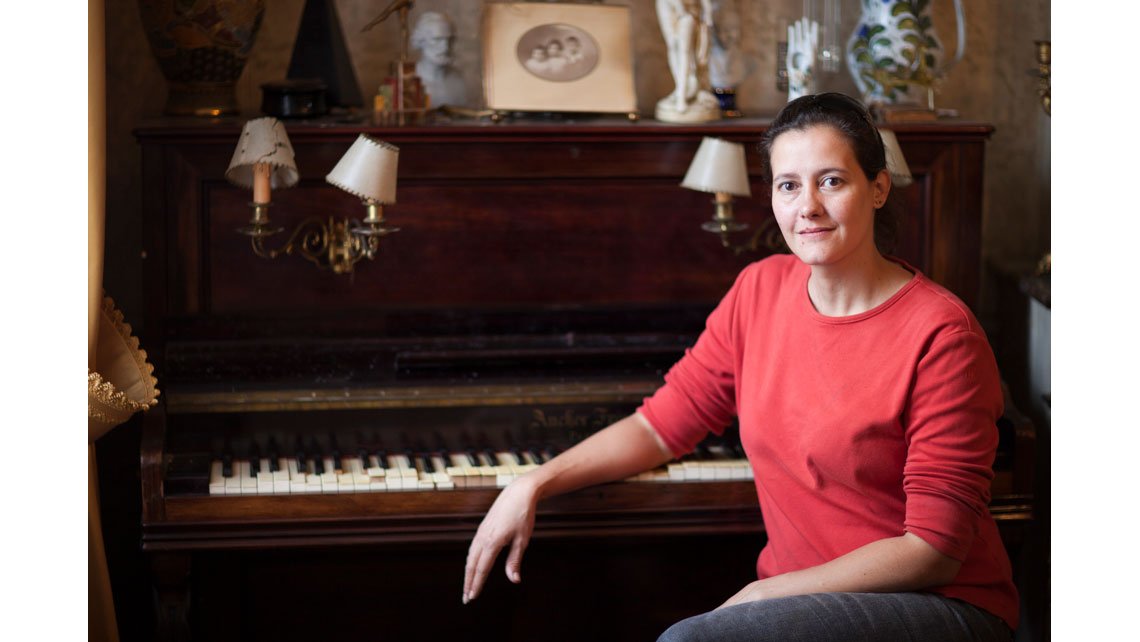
[873,169,891,208]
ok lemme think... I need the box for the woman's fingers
[504,533,529,584]
[463,534,501,604]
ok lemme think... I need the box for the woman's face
[769,124,889,270]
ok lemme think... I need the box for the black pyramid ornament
[287,0,364,107]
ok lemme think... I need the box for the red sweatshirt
[639,254,1018,629]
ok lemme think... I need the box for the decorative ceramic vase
[138,0,266,116]
[846,0,964,106]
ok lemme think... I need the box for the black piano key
[463,446,480,467]
[510,447,525,466]
[248,441,261,475]
[373,449,389,469]
[527,448,545,466]
[357,447,370,469]
[422,454,436,474]
[267,436,281,472]
[294,436,307,474]
[329,434,343,472]
[403,449,417,472]
[310,437,325,475]
[542,444,559,462]
[221,438,234,477]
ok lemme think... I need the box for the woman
[462,93,1017,641]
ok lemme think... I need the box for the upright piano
[134,116,1032,641]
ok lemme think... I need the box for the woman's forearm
[719,532,962,608]
[525,412,674,501]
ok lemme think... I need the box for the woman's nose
[797,187,822,217]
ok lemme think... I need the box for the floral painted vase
[846,0,964,105]
[138,0,266,116]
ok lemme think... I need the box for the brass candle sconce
[227,119,401,275]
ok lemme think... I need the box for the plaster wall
[103,0,1050,327]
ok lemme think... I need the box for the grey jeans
[657,592,1012,642]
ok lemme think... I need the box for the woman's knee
[656,616,702,642]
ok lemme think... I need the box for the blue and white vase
[846,0,964,106]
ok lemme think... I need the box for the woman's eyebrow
[773,167,849,181]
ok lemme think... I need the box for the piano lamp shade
[225,117,300,190]
[325,134,399,203]
[878,128,913,188]
[681,137,752,198]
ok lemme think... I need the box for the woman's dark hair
[758,92,901,255]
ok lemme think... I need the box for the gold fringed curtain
[88,1,116,639]
[89,0,159,639]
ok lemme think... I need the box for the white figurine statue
[786,17,819,102]
[411,11,466,108]
[655,0,721,123]
[708,0,746,91]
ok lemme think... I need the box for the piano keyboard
[205,441,752,496]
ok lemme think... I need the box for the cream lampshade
[878,128,913,188]
[325,134,399,203]
[225,117,300,199]
[683,137,752,236]
[681,137,752,197]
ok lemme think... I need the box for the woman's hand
[462,476,539,604]
[716,579,777,610]
[460,413,674,604]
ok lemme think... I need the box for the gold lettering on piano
[529,408,626,443]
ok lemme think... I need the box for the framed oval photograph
[482,2,636,114]
[515,23,599,83]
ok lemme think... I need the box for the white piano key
[412,456,437,490]
[273,457,291,493]
[387,454,417,490]
[493,451,523,487]
[430,455,455,490]
[304,458,322,493]
[473,453,497,487]
[288,458,308,493]
[667,463,686,481]
[320,456,339,493]
[446,453,474,488]
[366,454,387,479]
[224,460,242,495]
[257,457,275,494]
[238,460,257,494]
[336,458,356,492]
[349,457,371,492]
[679,461,699,481]
[208,460,225,495]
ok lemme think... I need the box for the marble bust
[411,11,467,108]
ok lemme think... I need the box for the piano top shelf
[164,378,664,414]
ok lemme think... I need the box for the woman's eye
[777,181,797,192]
[821,177,842,188]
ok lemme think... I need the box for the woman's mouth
[798,227,835,236]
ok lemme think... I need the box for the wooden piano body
[135,117,1031,641]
